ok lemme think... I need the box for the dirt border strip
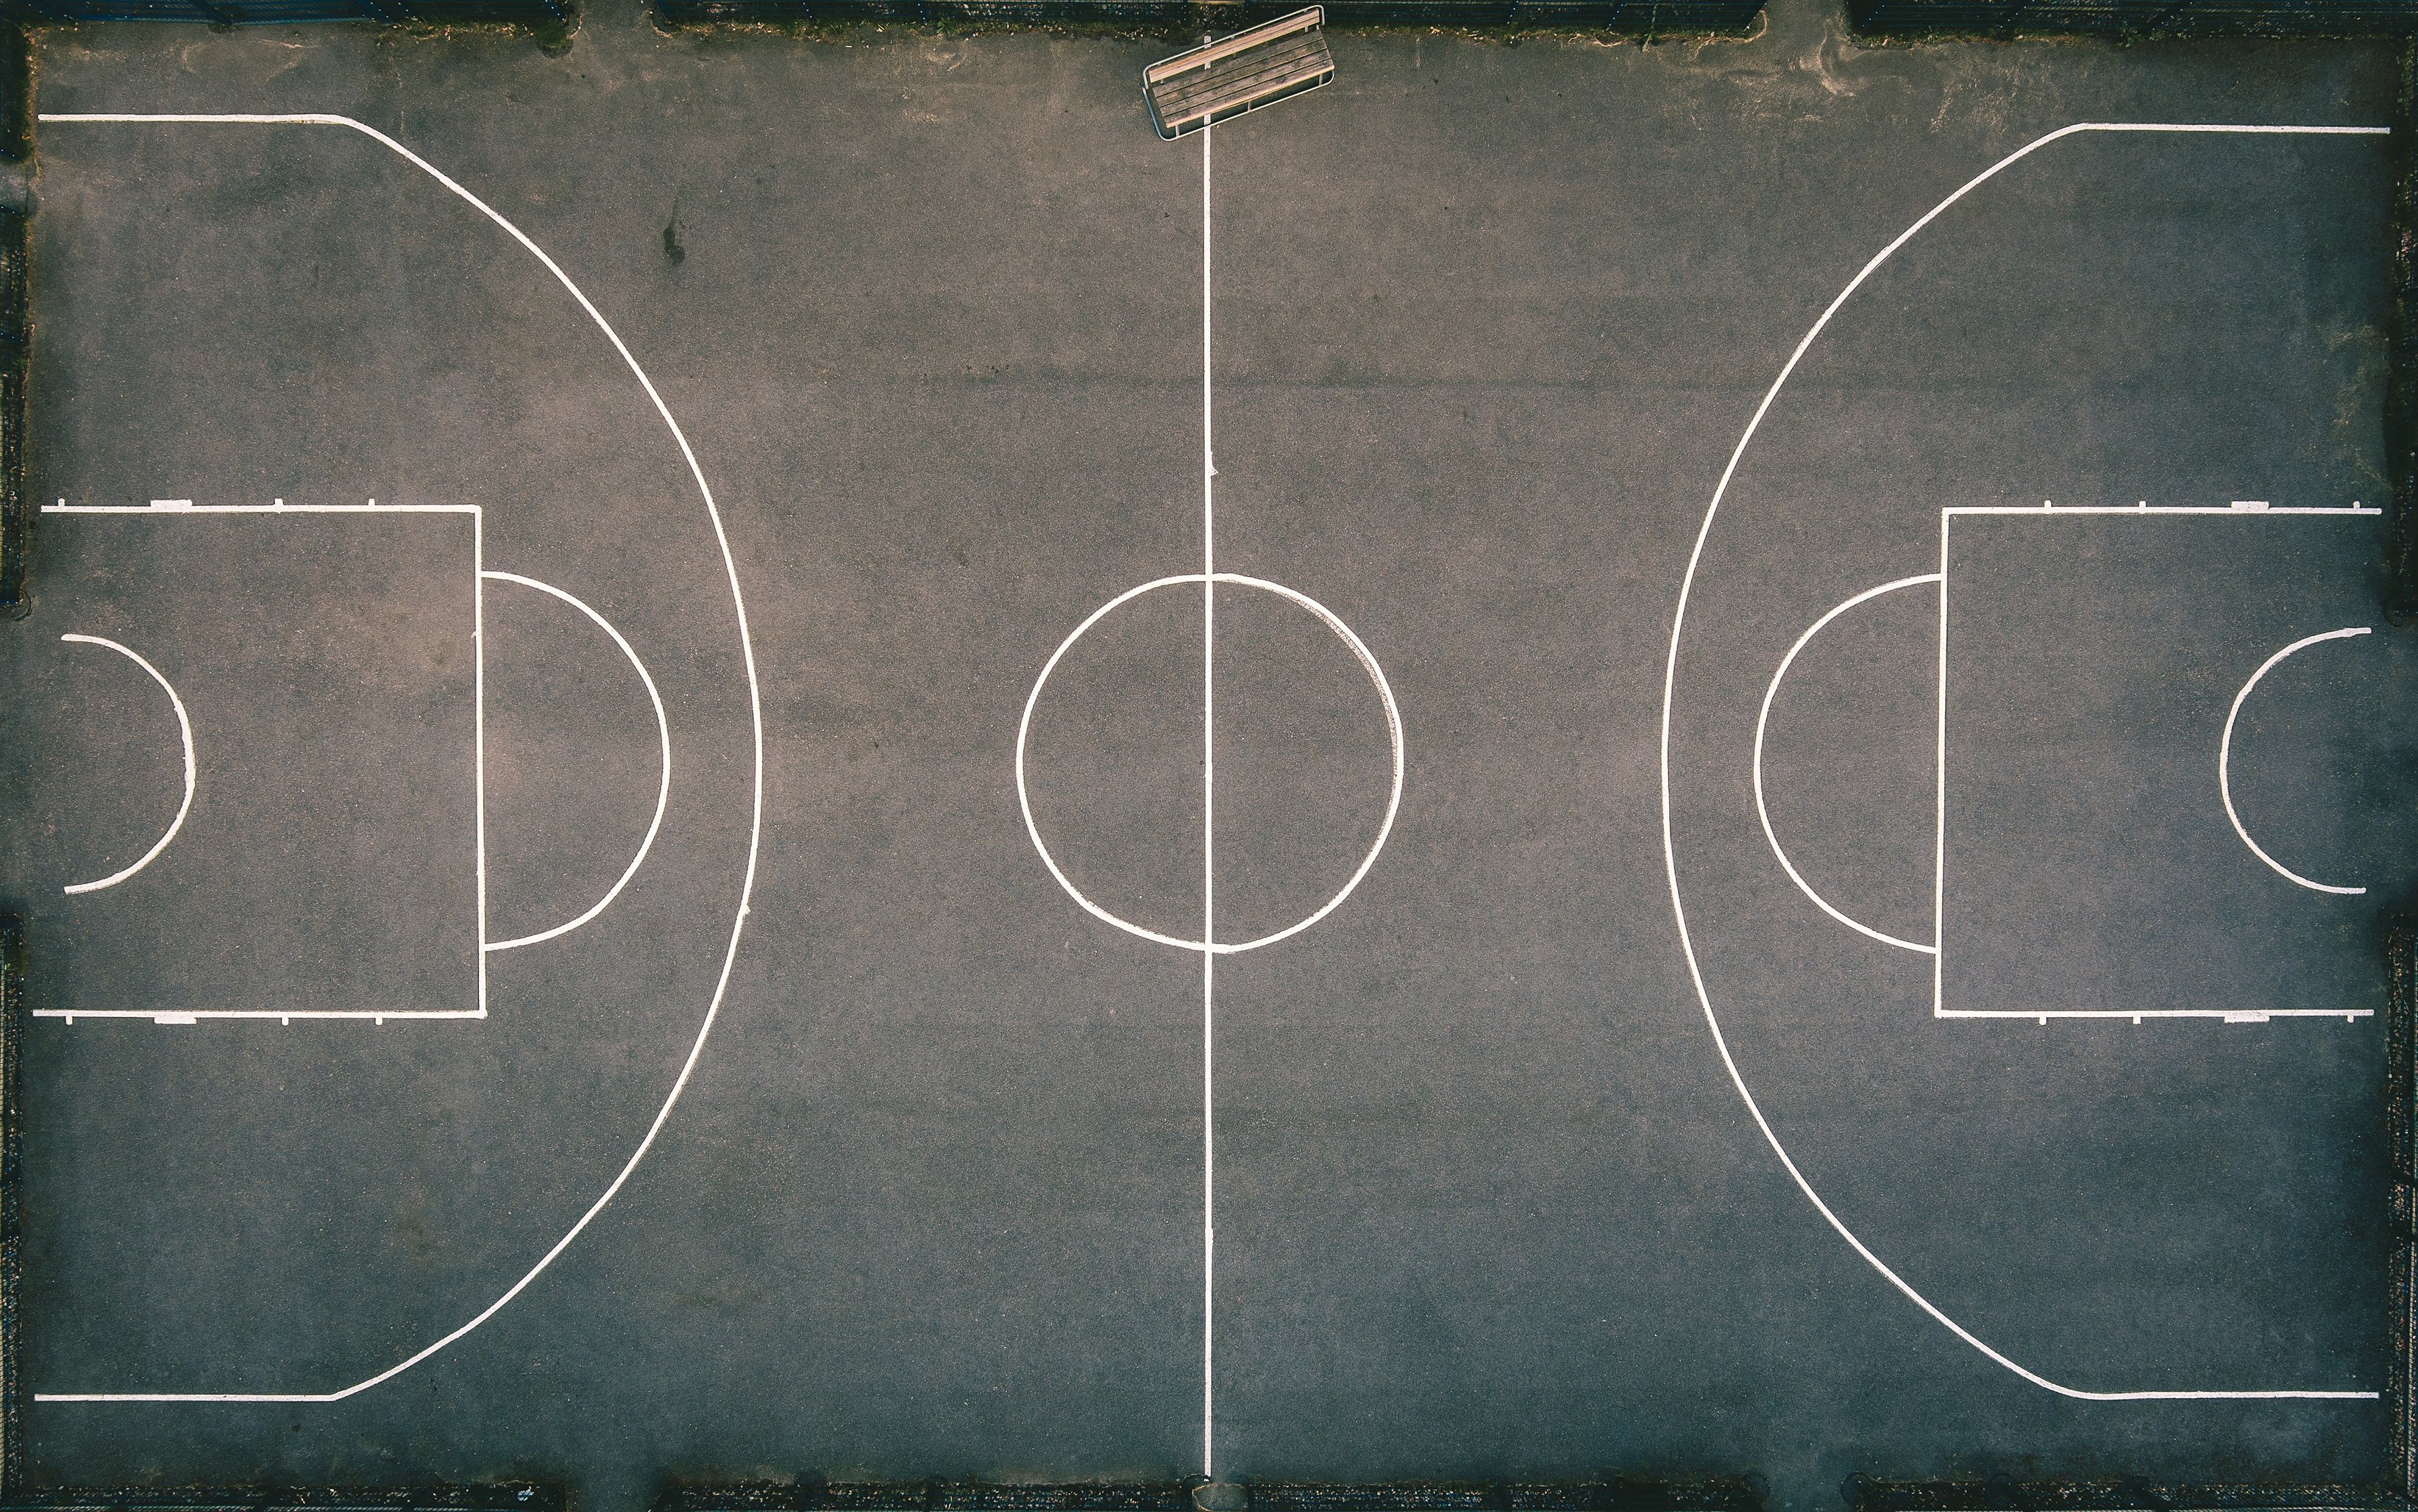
[0,1491,568,1512]
[1846,0,2418,40]
[1,915,21,1499]
[1843,1482,2412,1512]
[658,1480,1770,1512]
[0,24,26,620]
[649,1,1767,38]
[2391,40,2418,620]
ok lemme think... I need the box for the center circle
[1014,571,1405,955]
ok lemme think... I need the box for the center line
[1198,115,1217,1484]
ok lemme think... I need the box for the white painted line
[1199,118,1217,1485]
[1014,572,1404,957]
[35,1008,484,1021]
[149,499,192,510]
[2218,626,2369,896]
[1945,504,2379,516]
[1933,508,1949,1013]
[2232,501,2271,510]
[46,502,475,515]
[476,500,486,1014]
[34,112,764,1408]
[1752,574,1940,955]
[1941,1008,2371,1020]
[1658,120,2386,1403]
[477,570,674,952]
[57,634,196,896]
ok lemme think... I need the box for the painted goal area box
[3,504,483,1022]
[1934,505,2394,1021]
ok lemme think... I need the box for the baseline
[1658,120,2386,1401]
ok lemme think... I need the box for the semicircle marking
[58,632,197,897]
[479,568,675,953]
[1752,573,1941,955]
[2218,625,2369,897]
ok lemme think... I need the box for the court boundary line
[55,633,196,898]
[1933,504,2380,1019]
[1659,119,2386,1401]
[31,111,764,1406]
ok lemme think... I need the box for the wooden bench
[1143,7,1332,140]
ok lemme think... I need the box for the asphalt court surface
[0,5,2409,1509]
